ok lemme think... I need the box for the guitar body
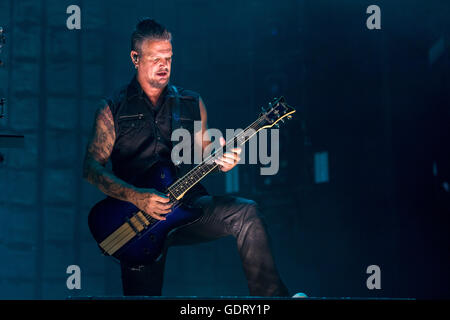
[88,162,203,266]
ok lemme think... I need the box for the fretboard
[167,115,268,200]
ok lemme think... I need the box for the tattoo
[87,104,115,164]
[83,102,137,202]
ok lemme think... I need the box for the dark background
[0,0,449,299]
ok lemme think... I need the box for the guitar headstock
[259,96,296,129]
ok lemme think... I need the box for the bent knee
[239,198,266,225]
[244,199,258,215]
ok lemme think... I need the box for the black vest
[106,76,209,203]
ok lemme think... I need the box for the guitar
[88,96,296,265]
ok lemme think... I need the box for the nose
[159,59,170,69]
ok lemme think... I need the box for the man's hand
[131,188,173,221]
[214,136,241,172]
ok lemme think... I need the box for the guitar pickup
[125,217,139,234]
[134,212,148,230]
[125,213,148,235]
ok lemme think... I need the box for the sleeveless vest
[106,76,209,203]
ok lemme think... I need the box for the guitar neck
[167,116,267,200]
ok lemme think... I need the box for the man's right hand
[132,188,173,221]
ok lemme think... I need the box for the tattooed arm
[82,102,172,220]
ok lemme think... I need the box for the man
[83,18,290,297]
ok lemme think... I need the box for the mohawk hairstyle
[131,18,172,52]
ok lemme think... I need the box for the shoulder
[172,86,204,120]
[103,84,128,117]
[173,86,201,102]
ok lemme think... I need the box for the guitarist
[83,18,290,297]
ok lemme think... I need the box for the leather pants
[120,195,290,297]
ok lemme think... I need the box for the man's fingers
[149,212,166,221]
[155,202,173,210]
[152,193,171,202]
[219,155,238,164]
[154,209,171,215]
[222,157,235,165]
[214,158,225,166]
[222,153,239,161]
[148,206,171,217]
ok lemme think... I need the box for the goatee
[149,78,169,89]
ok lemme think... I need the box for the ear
[130,50,139,64]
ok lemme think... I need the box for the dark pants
[120,195,290,296]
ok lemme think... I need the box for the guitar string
[168,116,264,192]
[166,106,293,208]
[167,114,268,196]
[105,107,285,255]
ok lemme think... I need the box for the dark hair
[131,18,172,52]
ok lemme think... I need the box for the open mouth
[156,71,168,77]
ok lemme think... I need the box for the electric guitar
[88,96,296,265]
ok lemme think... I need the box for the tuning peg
[287,115,292,119]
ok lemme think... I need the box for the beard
[149,76,170,89]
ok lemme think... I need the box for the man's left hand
[214,136,241,172]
